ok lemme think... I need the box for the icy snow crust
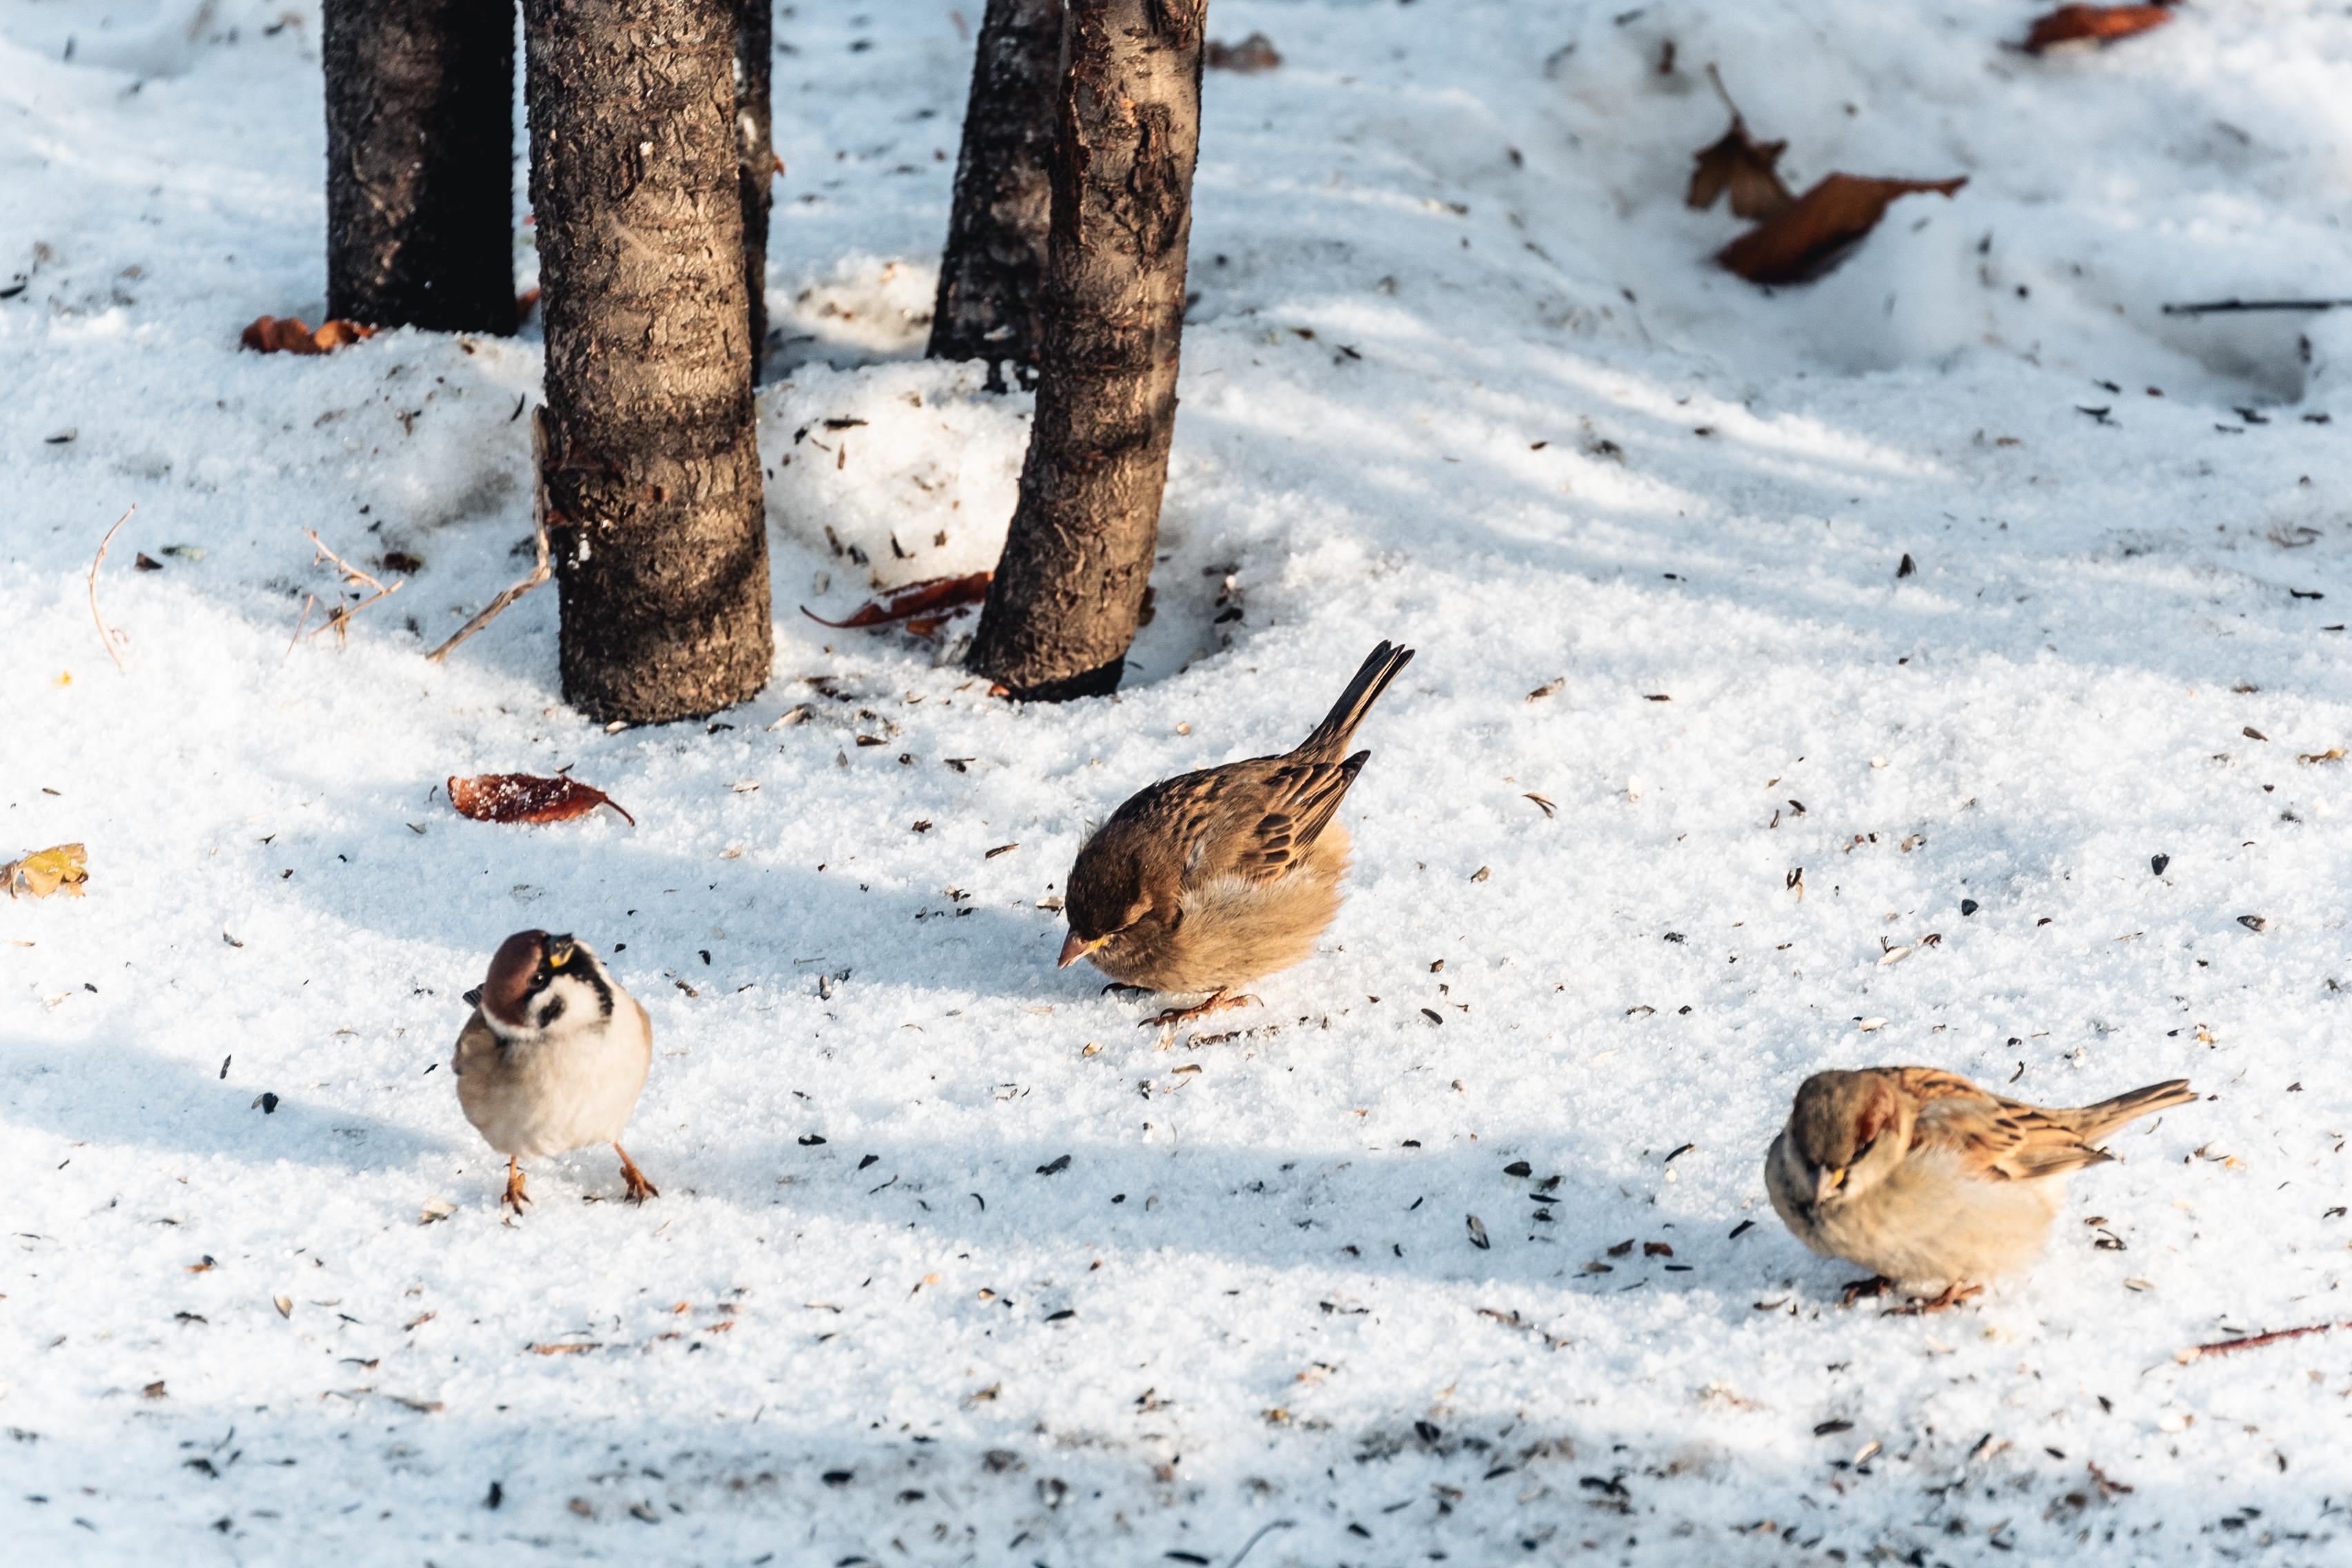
[5,1,2352,1564]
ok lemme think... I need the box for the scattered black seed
[1663,1143,1695,1164]
[798,1134,826,1146]
[1036,1154,1071,1175]
[821,1470,852,1487]
[1415,1420,1442,1442]
[1503,1160,1532,1177]
[486,1481,503,1509]
[857,1154,879,1170]
[2240,915,2268,932]
[1961,899,1979,917]
[1729,1219,1755,1239]
[1045,1309,1075,1322]
[256,1092,279,1115]
[1897,553,1916,578]
[2151,854,2170,876]
[1814,1420,1854,1436]
[1420,1007,1444,1026]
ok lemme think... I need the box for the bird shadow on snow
[0,1029,457,1175]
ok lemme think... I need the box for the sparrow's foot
[1882,1282,1983,1317]
[1839,1275,1895,1306]
[502,1158,532,1214]
[1139,990,1262,1032]
[614,1143,660,1205]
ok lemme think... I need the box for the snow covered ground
[6,1,2352,1562]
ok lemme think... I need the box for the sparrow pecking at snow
[1765,1066,2194,1309]
[1059,639,1415,1028]
[452,930,658,1212]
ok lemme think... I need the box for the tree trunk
[735,0,774,363]
[322,0,516,333]
[522,0,774,724]
[928,0,1064,368]
[965,0,1204,700]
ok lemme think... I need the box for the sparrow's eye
[1851,1137,1876,1163]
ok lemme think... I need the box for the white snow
[6,1,2352,1562]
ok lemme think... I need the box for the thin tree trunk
[322,0,516,333]
[966,0,1204,700]
[928,0,1064,368]
[522,0,774,723]
[735,0,774,363]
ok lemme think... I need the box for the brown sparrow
[452,930,657,1211]
[1059,640,1415,1027]
[1765,1066,2193,1307]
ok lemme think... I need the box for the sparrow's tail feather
[1297,641,1415,761]
[2068,1079,2197,1142]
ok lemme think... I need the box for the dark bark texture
[523,0,774,723]
[927,0,1064,366]
[734,0,774,360]
[323,0,516,333]
[966,0,1205,700]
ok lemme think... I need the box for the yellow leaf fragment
[3,843,88,899]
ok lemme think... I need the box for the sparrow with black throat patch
[1059,640,1415,1030]
[452,930,657,1212]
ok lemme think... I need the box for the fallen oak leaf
[1718,174,1968,285]
[2023,4,2175,55]
[448,774,636,827]
[239,314,377,355]
[1688,118,1792,222]
[3,843,89,899]
[801,571,990,630]
[1206,32,1282,72]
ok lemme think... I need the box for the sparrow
[1765,1066,2193,1309]
[451,930,657,1212]
[1059,639,1415,1028]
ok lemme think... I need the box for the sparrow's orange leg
[614,1143,659,1205]
[1139,990,1262,1031]
[502,1157,531,1214]
[1883,1282,1983,1317]
[1839,1275,1895,1306]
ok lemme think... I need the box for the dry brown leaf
[1206,32,1282,72]
[3,843,88,899]
[239,314,377,355]
[2024,4,2175,55]
[525,1342,601,1355]
[1718,173,1968,284]
[1688,117,1794,221]
[448,774,636,827]
[801,571,991,631]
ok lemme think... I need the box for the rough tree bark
[928,0,1064,368]
[522,0,774,723]
[734,0,774,361]
[322,0,516,333]
[965,0,1205,700]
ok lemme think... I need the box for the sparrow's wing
[1181,755,1368,883]
[1899,1068,2113,1182]
[451,1008,500,1078]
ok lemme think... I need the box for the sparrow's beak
[1813,1165,1846,1206]
[545,933,576,969]
[1058,930,1105,970]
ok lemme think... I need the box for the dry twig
[88,504,135,670]
[2181,1321,2351,1361]
[429,407,555,663]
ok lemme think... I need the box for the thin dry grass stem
[88,504,135,670]
[302,528,403,645]
[428,407,554,664]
